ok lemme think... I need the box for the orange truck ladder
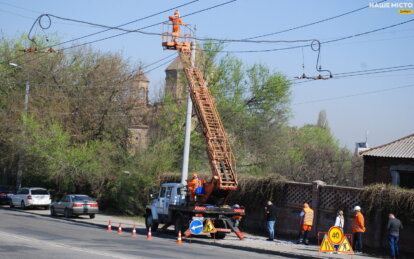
[162,23,237,199]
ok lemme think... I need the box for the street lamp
[9,62,30,189]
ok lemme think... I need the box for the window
[138,88,145,99]
[73,195,93,201]
[31,189,49,195]
[399,172,414,189]
[159,187,166,198]
[166,187,172,198]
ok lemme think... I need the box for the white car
[10,187,51,210]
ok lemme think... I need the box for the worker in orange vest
[188,173,206,201]
[352,205,365,254]
[169,10,183,42]
[297,203,314,245]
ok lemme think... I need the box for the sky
[0,0,413,150]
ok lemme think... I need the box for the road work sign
[328,226,344,245]
[190,220,203,235]
[338,236,354,254]
[202,219,216,233]
[319,234,335,252]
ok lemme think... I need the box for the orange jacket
[169,16,183,32]
[352,212,365,233]
[188,178,205,193]
[301,207,314,226]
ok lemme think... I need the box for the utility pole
[181,28,196,186]
[9,63,29,189]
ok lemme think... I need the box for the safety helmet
[174,10,180,17]
[354,205,361,211]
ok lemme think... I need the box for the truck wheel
[210,220,227,239]
[174,215,184,234]
[210,232,227,239]
[145,213,158,232]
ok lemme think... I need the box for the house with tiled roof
[360,134,414,188]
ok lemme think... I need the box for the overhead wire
[293,83,414,105]
[244,0,388,40]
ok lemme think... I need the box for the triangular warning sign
[338,236,354,254]
[319,234,335,252]
[203,220,217,233]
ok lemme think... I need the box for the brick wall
[363,156,414,185]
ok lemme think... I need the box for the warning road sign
[202,219,217,233]
[328,226,344,245]
[319,234,335,252]
[338,236,354,254]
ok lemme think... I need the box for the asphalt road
[0,207,286,259]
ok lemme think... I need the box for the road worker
[188,173,206,201]
[352,205,365,254]
[169,10,183,42]
[297,203,314,245]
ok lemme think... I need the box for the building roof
[361,133,414,158]
[165,57,183,71]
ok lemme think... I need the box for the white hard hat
[354,205,361,211]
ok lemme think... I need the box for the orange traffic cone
[176,230,182,245]
[118,223,122,234]
[107,220,112,232]
[146,227,152,240]
[131,224,137,237]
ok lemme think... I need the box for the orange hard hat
[174,10,180,17]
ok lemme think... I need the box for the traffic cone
[146,227,152,240]
[176,230,182,245]
[131,224,136,237]
[118,223,122,234]
[107,220,112,232]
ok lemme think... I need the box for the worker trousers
[266,220,275,240]
[353,232,363,252]
[388,234,399,258]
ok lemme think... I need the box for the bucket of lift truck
[161,22,192,50]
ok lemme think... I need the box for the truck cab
[145,183,186,231]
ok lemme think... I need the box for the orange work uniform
[188,177,205,200]
[169,16,183,42]
[301,207,314,231]
[352,212,365,233]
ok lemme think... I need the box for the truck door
[163,186,173,215]
[156,186,167,215]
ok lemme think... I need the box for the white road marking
[0,230,140,259]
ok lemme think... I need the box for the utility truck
[145,19,245,240]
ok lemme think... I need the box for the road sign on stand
[190,220,203,235]
[328,226,344,245]
[338,236,354,254]
[202,220,216,233]
[319,234,335,252]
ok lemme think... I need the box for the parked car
[0,186,15,205]
[51,195,99,219]
[10,187,51,210]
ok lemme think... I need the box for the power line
[245,0,387,40]
[334,64,414,75]
[293,83,414,105]
[204,18,414,53]
[8,0,236,69]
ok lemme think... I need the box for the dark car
[0,186,15,205]
[51,195,99,219]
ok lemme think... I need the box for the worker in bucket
[297,203,314,245]
[188,173,206,201]
[169,10,183,42]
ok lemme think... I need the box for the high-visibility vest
[352,212,365,233]
[302,207,314,226]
